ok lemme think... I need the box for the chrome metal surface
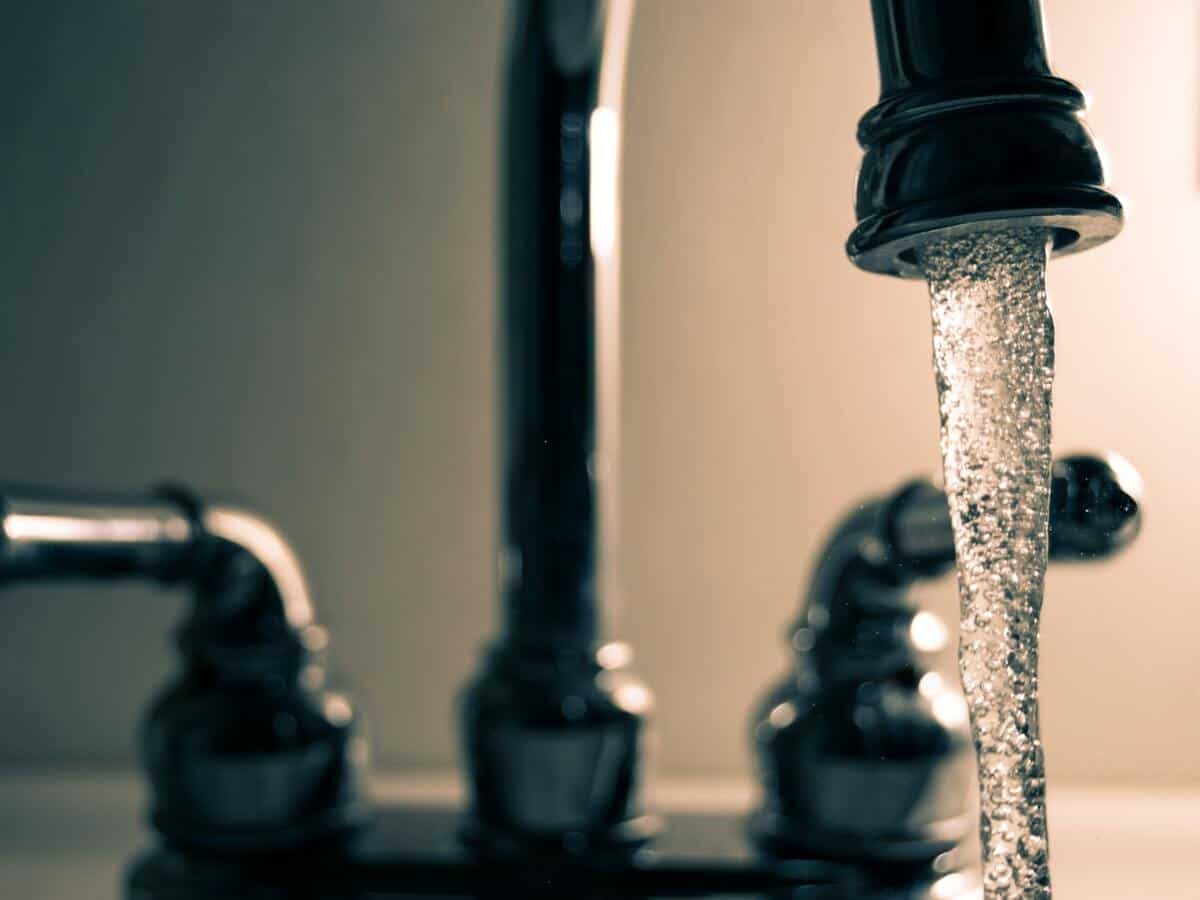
[751,452,1143,864]
[0,488,317,631]
[460,641,657,855]
[0,492,192,582]
[200,503,315,632]
[848,0,1122,276]
[497,0,632,650]
[462,0,655,857]
[0,485,369,852]
[889,452,1142,567]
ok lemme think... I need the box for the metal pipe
[0,487,315,632]
[0,492,193,583]
[199,502,315,631]
[498,0,631,650]
[460,0,656,858]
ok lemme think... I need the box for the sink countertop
[1,770,1196,899]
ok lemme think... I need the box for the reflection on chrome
[911,610,950,653]
[202,504,314,630]
[4,506,189,545]
[0,487,314,632]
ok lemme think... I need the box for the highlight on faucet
[0,2,1193,900]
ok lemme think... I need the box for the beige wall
[0,0,1195,785]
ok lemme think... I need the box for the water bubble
[986,862,1013,891]
[1019,834,1047,863]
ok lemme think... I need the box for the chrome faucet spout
[460,0,656,859]
[498,0,632,651]
[848,0,1122,277]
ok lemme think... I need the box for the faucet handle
[0,484,370,853]
[0,488,194,583]
[750,451,1143,870]
[1047,452,1142,559]
[887,452,1142,573]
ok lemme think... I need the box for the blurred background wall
[0,0,1194,785]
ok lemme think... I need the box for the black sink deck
[126,804,974,899]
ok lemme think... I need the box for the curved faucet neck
[0,485,321,676]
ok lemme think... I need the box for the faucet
[0,0,1131,895]
[848,0,1121,276]
[458,0,656,859]
[750,454,1141,876]
[0,2,1142,899]
[0,486,368,853]
[461,0,1125,866]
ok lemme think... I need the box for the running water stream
[917,228,1055,900]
